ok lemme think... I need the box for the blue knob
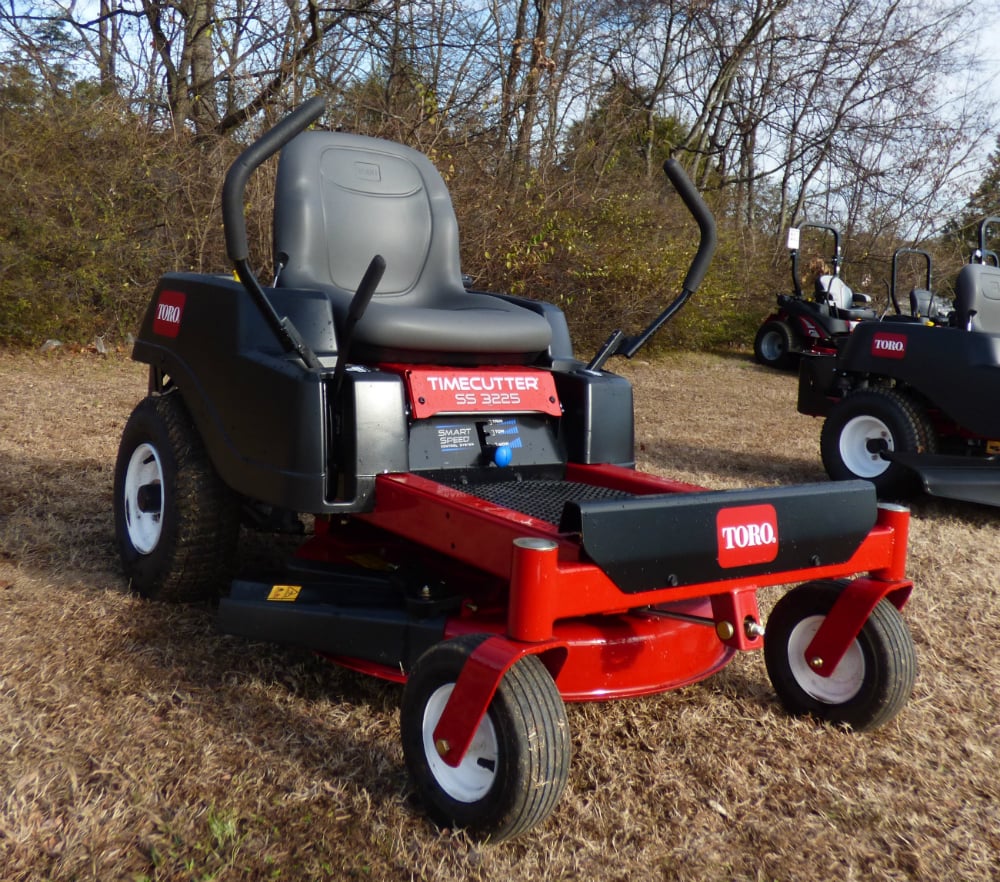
[494,445,513,467]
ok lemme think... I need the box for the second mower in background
[799,216,1000,507]
[754,224,877,370]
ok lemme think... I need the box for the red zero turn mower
[754,224,877,370]
[114,99,918,841]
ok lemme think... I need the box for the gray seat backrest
[815,275,854,311]
[953,263,1000,333]
[908,287,951,321]
[275,131,462,304]
[272,131,553,363]
[909,288,933,317]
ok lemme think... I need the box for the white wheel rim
[761,331,785,361]
[839,414,893,478]
[422,684,499,803]
[122,442,164,554]
[787,614,865,704]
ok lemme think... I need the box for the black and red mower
[754,224,878,370]
[114,98,918,841]
[798,217,1000,507]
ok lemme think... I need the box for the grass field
[1,348,997,881]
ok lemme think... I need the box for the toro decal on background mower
[795,314,825,340]
[871,331,907,358]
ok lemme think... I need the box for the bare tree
[583,0,992,237]
[1,0,995,236]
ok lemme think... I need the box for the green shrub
[0,79,785,355]
[0,79,237,347]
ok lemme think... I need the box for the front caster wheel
[400,634,570,841]
[764,580,917,731]
[113,393,240,602]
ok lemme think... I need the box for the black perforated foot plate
[442,479,632,525]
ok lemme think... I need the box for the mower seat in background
[953,263,1000,333]
[272,131,554,365]
[910,288,934,318]
[815,275,877,322]
[908,287,952,323]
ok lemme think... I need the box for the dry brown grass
[1,348,998,881]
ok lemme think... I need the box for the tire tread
[114,393,240,602]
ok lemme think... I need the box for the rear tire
[753,320,796,370]
[820,387,934,497]
[113,393,240,602]
[401,634,570,841]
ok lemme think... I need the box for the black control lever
[587,159,717,372]
[332,255,387,397]
[222,97,328,369]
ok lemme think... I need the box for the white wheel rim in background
[839,414,893,478]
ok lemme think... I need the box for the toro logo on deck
[716,504,779,569]
[871,332,906,359]
[153,290,186,338]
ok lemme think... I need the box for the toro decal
[871,331,907,359]
[716,504,779,568]
[153,290,186,338]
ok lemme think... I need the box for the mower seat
[909,287,953,323]
[953,263,1000,333]
[910,288,934,317]
[815,275,876,322]
[272,131,553,364]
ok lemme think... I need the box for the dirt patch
[1,348,997,880]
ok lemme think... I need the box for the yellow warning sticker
[988,440,1000,455]
[267,584,301,602]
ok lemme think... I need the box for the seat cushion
[329,288,553,364]
[274,131,552,363]
[816,275,855,311]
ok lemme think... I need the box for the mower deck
[220,465,913,704]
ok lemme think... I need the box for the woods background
[2,0,1000,350]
